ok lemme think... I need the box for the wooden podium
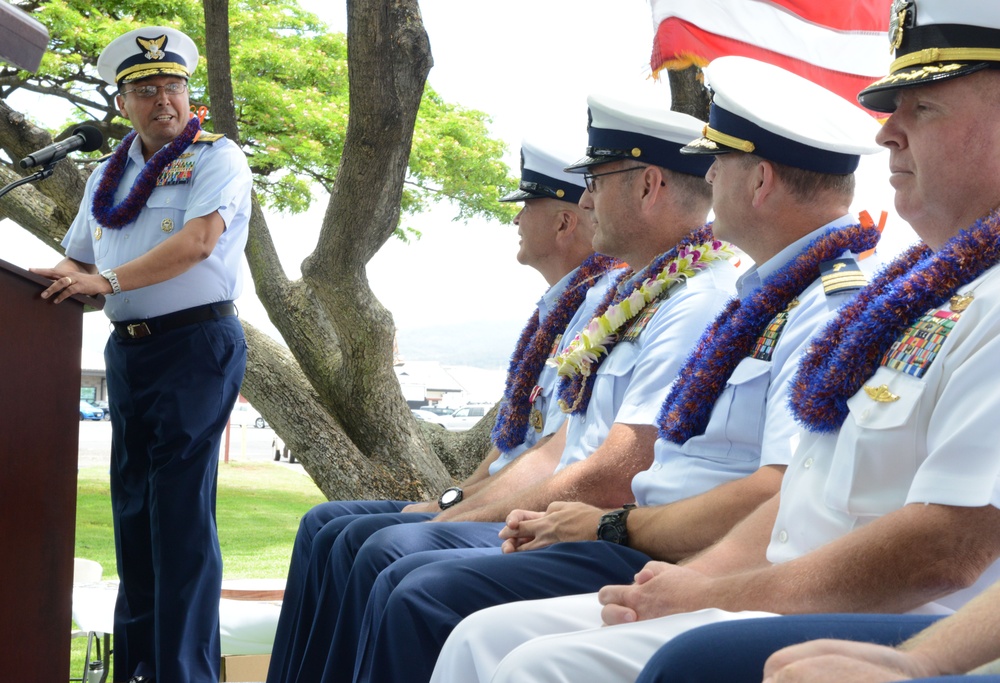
[0,257,103,682]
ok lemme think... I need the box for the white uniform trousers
[431,591,776,682]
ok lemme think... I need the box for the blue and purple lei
[557,224,724,416]
[791,208,1000,432]
[658,221,881,444]
[491,253,624,453]
[91,115,201,229]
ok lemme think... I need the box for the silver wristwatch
[100,269,121,295]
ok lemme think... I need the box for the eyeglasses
[583,165,647,193]
[121,82,188,98]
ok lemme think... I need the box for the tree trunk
[667,66,711,120]
[202,0,476,499]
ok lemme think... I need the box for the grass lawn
[71,461,326,680]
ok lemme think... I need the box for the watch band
[100,269,121,295]
[438,486,463,510]
[597,504,636,546]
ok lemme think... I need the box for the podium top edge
[0,256,106,311]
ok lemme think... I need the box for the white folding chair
[71,559,113,683]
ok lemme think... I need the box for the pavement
[76,419,306,474]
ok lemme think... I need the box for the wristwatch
[597,504,636,545]
[438,486,463,510]
[100,269,121,295]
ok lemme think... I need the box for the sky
[1,0,915,372]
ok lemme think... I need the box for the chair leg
[81,632,94,682]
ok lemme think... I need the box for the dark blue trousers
[106,315,245,683]
[355,541,654,683]
[634,613,945,683]
[266,500,416,683]
[294,518,510,683]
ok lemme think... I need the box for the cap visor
[499,188,542,202]
[680,137,737,156]
[859,62,992,112]
[563,153,631,173]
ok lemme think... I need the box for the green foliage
[5,0,518,227]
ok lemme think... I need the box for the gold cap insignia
[556,189,565,198]
[864,384,900,403]
[889,0,913,53]
[631,148,642,157]
[137,35,168,61]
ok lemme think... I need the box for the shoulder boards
[819,257,868,296]
[193,131,226,144]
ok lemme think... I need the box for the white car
[411,409,446,427]
[230,402,269,429]
[436,405,491,432]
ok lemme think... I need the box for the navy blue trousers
[266,500,417,683]
[106,315,245,683]
[356,541,653,683]
[294,517,510,683]
[634,613,947,683]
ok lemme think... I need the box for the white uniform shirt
[556,259,738,471]
[62,133,253,321]
[770,261,1000,613]
[489,268,620,475]
[632,218,863,506]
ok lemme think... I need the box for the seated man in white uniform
[433,7,1000,678]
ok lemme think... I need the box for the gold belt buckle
[127,322,151,338]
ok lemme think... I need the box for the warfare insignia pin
[161,218,174,233]
[949,293,974,312]
[864,384,900,403]
[94,225,102,241]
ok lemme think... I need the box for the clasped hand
[598,561,713,625]
[498,501,603,553]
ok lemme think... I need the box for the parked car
[411,409,446,428]
[92,400,111,421]
[79,400,103,421]
[230,402,269,429]
[272,435,296,463]
[419,405,454,417]
[437,404,491,432]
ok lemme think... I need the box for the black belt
[112,301,237,339]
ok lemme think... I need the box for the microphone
[19,124,104,169]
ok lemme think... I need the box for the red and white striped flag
[650,0,891,109]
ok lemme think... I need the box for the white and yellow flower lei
[550,236,735,379]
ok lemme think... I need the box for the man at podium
[30,25,252,683]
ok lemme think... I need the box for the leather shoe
[128,676,153,683]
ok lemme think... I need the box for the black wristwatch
[438,486,464,509]
[597,504,636,545]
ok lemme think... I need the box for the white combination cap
[859,0,1000,112]
[97,26,198,86]
[565,93,713,178]
[682,56,882,174]
[501,137,587,203]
